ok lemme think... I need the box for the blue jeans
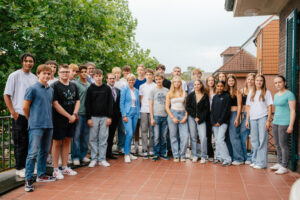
[72,115,90,160]
[167,109,189,158]
[240,112,252,161]
[25,128,53,181]
[250,116,268,168]
[123,107,138,155]
[152,116,168,157]
[229,111,244,162]
[213,124,231,163]
[89,117,109,162]
[188,116,207,159]
[117,119,126,151]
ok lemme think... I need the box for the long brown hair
[227,74,237,98]
[244,73,256,94]
[217,72,228,91]
[205,75,216,96]
[169,76,183,99]
[250,74,267,102]
[194,79,205,94]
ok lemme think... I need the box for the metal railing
[0,116,14,172]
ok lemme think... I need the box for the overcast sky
[128,0,269,73]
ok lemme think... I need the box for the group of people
[3,53,296,193]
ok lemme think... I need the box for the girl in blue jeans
[211,80,232,166]
[246,74,273,169]
[186,79,210,163]
[165,76,189,162]
[120,74,140,163]
[227,74,244,165]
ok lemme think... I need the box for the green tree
[0,0,158,114]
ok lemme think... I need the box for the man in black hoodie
[85,69,113,168]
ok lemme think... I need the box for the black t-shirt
[51,81,79,128]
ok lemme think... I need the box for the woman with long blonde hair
[246,74,273,169]
[165,76,189,162]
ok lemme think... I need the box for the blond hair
[192,68,202,75]
[251,74,267,102]
[168,76,183,99]
[126,73,136,81]
[112,66,121,74]
[69,63,79,71]
[205,75,216,96]
[244,73,256,94]
[36,64,52,75]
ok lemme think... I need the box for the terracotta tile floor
[1,157,299,200]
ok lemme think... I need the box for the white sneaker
[200,158,206,164]
[245,160,251,165]
[16,169,26,178]
[143,152,148,159]
[232,161,243,166]
[130,154,137,160]
[62,167,77,176]
[98,160,110,167]
[181,158,186,162]
[270,163,282,171]
[125,155,131,163]
[250,163,255,167]
[73,159,80,166]
[53,169,64,180]
[275,167,288,175]
[253,165,264,169]
[82,157,90,163]
[149,151,154,157]
[173,157,179,162]
[192,157,198,163]
[88,160,97,168]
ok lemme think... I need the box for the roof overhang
[225,0,290,17]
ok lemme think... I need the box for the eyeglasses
[107,78,115,80]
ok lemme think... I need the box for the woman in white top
[165,76,188,162]
[205,75,216,161]
[246,74,273,169]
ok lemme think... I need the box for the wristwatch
[73,113,78,117]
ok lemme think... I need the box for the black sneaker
[36,174,56,182]
[152,156,159,161]
[161,155,170,160]
[25,179,34,192]
[213,159,221,164]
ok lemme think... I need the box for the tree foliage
[0,0,159,114]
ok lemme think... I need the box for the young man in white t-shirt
[139,68,156,158]
[4,53,38,178]
[172,66,187,92]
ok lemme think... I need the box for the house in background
[213,47,257,89]
[225,0,299,172]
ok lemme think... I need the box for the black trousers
[106,115,120,157]
[12,115,28,170]
[206,122,214,158]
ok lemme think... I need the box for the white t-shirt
[246,90,273,120]
[139,82,156,113]
[130,89,136,107]
[4,69,38,116]
[115,78,128,90]
[48,77,58,86]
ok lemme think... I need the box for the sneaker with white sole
[270,163,282,171]
[125,155,131,163]
[53,169,64,180]
[143,151,148,159]
[130,154,137,160]
[245,160,251,165]
[173,157,179,162]
[89,160,97,168]
[73,159,80,166]
[16,168,25,178]
[250,163,255,167]
[36,174,56,182]
[25,179,34,192]
[192,157,198,163]
[62,167,77,176]
[200,158,206,164]
[275,166,288,175]
[149,151,154,157]
[82,157,90,163]
[232,161,243,166]
[98,160,110,167]
[181,157,186,162]
[253,165,264,169]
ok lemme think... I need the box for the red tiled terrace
[1,157,299,200]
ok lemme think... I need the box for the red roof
[215,49,257,73]
[220,46,241,56]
